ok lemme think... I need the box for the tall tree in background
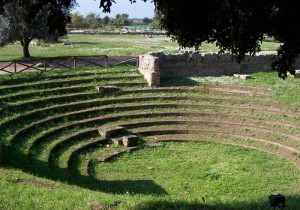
[102,15,110,26]
[103,15,110,26]
[0,0,75,58]
[99,0,300,79]
[152,10,161,29]
[142,17,152,25]
[114,13,130,26]
[85,12,102,29]
[69,12,87,28]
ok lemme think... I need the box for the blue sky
[73,0,155,18]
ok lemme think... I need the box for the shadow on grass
[131,195,300,210]
[2,145,167,195]
[2,144,300,209]
[160,77,199,87]
[70,42,101,45]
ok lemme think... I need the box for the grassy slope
[0,34,298,210]
[0,65,299,209]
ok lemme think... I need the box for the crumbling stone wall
[138,54,161,86]
[139,51,300,86]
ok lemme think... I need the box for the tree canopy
[99,0,300,78]
[1,0,299,78]
[0,0,75,58]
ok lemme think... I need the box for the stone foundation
[139,52,300,86]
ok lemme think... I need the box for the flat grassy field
[0,34,281,61]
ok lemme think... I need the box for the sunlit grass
[190,71,300,106]
[1,65,300,209]
[0,34,280,61]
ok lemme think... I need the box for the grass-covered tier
[0,65,300,210]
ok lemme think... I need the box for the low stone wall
[139,52,300,86]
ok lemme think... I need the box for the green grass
[94,143,299,200]
[1,143,300,210]
[1,64,300,210]
[0,34,280,61]
[189,71,300,106]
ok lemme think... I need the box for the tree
[103,15,110,26]
[152,10,162,29]
[0,0,75,58]
[98,0,300,79]
[69,12,87,28]
[142,17,152,25]
[85,12,102,29]
[113,13,130,27]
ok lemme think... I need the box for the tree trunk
[20,37,32,58]
[0,143,4,163]
[22,39,31,58]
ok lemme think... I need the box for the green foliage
[85,12,102,29]
[69,12,87,28]
[113,13,131,27]
[142,17,152,25]
[100,0,300,79]
[0,0,75,58]
[69,12,103,29]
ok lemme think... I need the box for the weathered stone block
[98,126,125,138]
[239,74,252,80]
[139,54,161,87]
[233,74,252,79]
[95,85,120,93]
[111,137,123,145]
[122,135,139,147]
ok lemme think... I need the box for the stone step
[122,135,139,147]
[95,85,120,93]
[111,135,140,147]
[98,126,126,138]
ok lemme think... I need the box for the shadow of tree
[2,144,300,209]
[2,145,167,195]
[131,195,300,210]
[70,41,101,45]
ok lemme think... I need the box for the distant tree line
[68,12,160,29]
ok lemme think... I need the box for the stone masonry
[139,51,300,86]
